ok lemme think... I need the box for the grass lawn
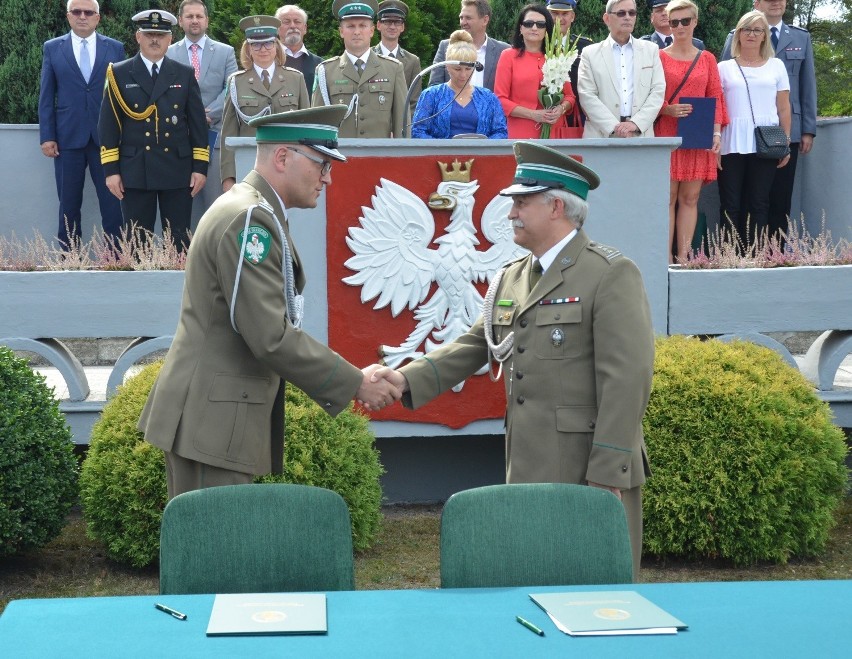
[2,496,850,614]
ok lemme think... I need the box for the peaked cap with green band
[249,106,349,162]
[238,15,281,42]
[333,0,379,20]
[499,142,600,200]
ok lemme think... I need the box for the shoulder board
[789,25,809,33]
[586,241,623,262]
[376,53,402,64]
[321,56,338,64]
[283,66,300,74]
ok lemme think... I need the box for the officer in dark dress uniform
[99,10,209,249]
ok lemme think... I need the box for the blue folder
[677,97,716,149]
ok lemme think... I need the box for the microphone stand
[403,60,480,137]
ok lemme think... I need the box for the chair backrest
[159,483,355,594]
[440,483,633,588]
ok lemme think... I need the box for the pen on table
[155,603,188,620]
[516,615,544,636]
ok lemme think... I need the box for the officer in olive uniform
[220,15,309,191]
[99,10,208,249]
[372,1,422,116]
[138,106,402,499]
[385,143,655,574]
[312,0,408,138]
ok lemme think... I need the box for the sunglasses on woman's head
[670,17,693,27]
[521,20,548,29]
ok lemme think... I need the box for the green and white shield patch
[239,226,271,265]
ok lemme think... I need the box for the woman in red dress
[494,4,575,139]
[656,0,727,263]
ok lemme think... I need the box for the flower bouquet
[538,28,578,138]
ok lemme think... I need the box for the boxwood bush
[80,361,384,568]
[643,336,849,565]
[0,346,78,557]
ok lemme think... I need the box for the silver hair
[605,0,635,13]
[68,0,100,12]
[542,189,589,228]
[276,5,309,22]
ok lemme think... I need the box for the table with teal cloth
[1,580,850,658]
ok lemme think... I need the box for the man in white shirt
[276,5,323,93]
[428,0,509,91]
[577,0,665,138]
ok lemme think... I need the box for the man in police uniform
[99,10,208,249]
[378,143,655,573]
[312,0,408,138]
[372,1,422,116]
[641,0,704,50]
[722,0,816,243]
[139,105,402,499]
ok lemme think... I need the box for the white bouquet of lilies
[538,27,579,138]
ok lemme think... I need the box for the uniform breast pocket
[239,97,262,114]
[535,303,583,359]
[491,307,516,344]
[784,50,804,76]
[194,373,271,465]
[365,82,393,111]
[329,83,356,104]
[275,93,300,111]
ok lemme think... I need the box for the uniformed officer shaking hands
[375,143,655,575]
[99,10,209,249]
[312,0,408,137]
[138,106,402,499]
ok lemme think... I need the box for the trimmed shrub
[0,347,78,557]
[80,361,384,567]
[643,336,849,565]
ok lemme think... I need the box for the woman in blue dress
[411,31,508,139]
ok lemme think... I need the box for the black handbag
[735,60,790,159]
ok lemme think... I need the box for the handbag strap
[734,58,758,125]
[667,50,702,105]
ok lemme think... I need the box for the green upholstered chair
[159,483,355,594]
[440,483,633,588]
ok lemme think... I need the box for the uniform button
[554,314,561,320]
[145,145,150,151]
[134,103,139,109]
[516,372,524,379]
[174,104,179,109]
[164,132,170,138]
[145,132,150,137]
[517,345,526,353]
[520,319,528,328]
[517,396,525,404]
[165,118,170,123]
[588,421,596,429]
[146,118,151,123]
[621,465,628,473]
[241,392,248,399]
[164,148,169,152]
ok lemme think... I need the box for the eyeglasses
[521,20,548,29]
[249,41,276,51]
[609,9,638,17]
[69,8,97,17]
[741,27,765,35]
[289,148,332,176]
[379,19,404,26]
[669,17,694,27]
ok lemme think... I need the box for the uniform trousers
[718,152,778,247]
[121,187,193,250]
[54,137,123,248]
[164,451,252,500]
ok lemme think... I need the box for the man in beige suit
[577,0,664,138]
[377,142,655,574]
[312,0,407,138]
[139,106,401,499]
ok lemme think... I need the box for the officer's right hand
[40,141,59,158]
[106,174,124,200]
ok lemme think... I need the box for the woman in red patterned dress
[655,0,727,263]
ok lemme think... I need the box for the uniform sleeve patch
[239,225,271,264]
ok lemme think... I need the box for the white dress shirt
[185,34,208,66]
[607,35,635,117]
[71,32,97,70]
[377,43,399,58]
[472,37,489,88]
[140,54,165,76]
[538,229,578,273]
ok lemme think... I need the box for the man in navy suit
[39,0,125,248]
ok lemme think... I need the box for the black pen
[516,615,544,636]
[155,602,188,620]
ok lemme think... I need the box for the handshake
[355,364,408,411]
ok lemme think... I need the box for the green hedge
[0,347,78,558]
[642,336,849,565]
[80,361,384,567]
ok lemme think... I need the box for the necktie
[151,62,158,84]
[664,35,673,47]
[190,43,200,81]
[771,27,779,51]
[355,58,365,75]
[529,259,543,289]
[262,69,271,90]
[79,38,91,83]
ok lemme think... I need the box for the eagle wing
[343,178,437,317]
[474,194,528,280]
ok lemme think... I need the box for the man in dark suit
[722,0,817,241]
[641,0,704,50]
[377,142,655,574]
[373,1,422,116]
[138,106,401,499]
[276,5,324,93]
[99,10,209,249]
[429,0,509,91]
[39,0,125,248]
